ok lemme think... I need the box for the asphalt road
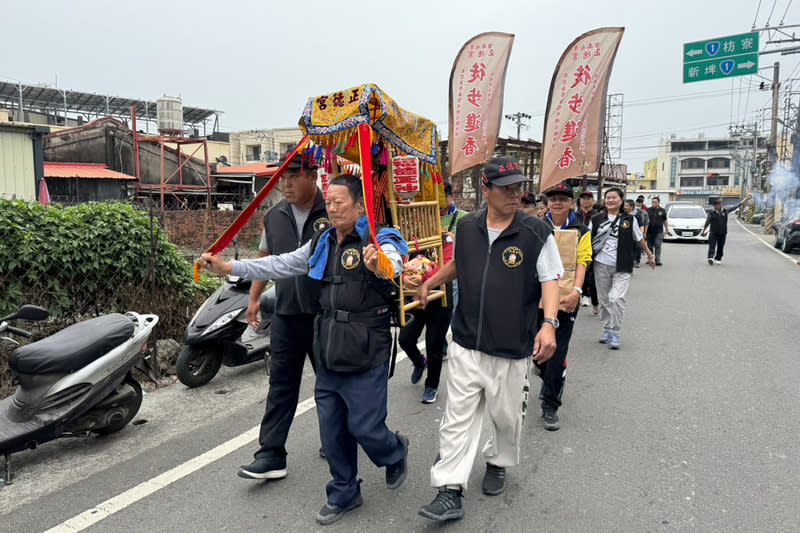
[3,221,800,533]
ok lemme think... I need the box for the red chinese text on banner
[392,156,420,202]
[539,27,624,193]
[448,32,515,176]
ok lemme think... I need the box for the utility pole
[769,62,780,167]
[504,112,531,140]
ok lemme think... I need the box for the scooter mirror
[14,305,49,321]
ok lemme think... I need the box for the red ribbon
[206,135,310,255]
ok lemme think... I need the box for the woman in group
[589,187,656,350]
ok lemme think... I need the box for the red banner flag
[448,32,515,176]
[539,27,624,192]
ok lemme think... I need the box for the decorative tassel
[380,146,389,166]
[325,145,333,174]
[193,261,200,282]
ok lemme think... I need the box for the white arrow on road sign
[686,49,703,57]
[738,61,756,69]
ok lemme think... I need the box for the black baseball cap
[545,183,574,197]
[279,150,317,171]
[578,190,594,199]
[482,156,531,186]
[520,192,536,204]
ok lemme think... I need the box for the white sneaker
[581,296,590,307]
[714,259,721,265]
[707,258,714,265]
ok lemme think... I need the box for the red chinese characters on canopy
[539,27,625,192]
[392,156,421,200]
[449,32,515,176]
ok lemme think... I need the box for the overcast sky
[3,0,799,173]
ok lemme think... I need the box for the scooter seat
[9,314,135,375]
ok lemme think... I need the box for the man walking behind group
[703,193,752,265]
[646,197,669,266]
[415,156,562,522]
[239,151,329,480]
[536,183,591,431]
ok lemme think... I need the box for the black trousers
[398,298,451,389]
[255,313,316,459]
[534,307,578,412]
[582,265,599,307]
[708,232,727,260]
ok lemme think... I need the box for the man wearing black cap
[238,150,330,480]
[535,182,592,431]
[520,192,538,216]
[576,190,598,225]
[416,155,563,522]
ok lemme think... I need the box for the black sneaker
[418,487,464,521]
[316,494,363,525]
[542,409,560,431]
[481,462,505,495]
[411,357,427,385]
[237,456,287,480]
[386,433,409,489]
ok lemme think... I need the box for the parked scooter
[177,239,275,387]
[0,305,158,483]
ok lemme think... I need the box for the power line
[754,0,763,28]
[781,0,793,24]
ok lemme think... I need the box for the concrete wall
[229,128,305,165]
[44,119,209,186]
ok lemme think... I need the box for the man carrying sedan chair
[199,174,409,526]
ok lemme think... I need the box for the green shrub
[0,199,221,397]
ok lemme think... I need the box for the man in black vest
[238,151,330,481]
[415,156,563,522]
[646,197,669,266]
[199,174,409,526]
[703,193,751,265]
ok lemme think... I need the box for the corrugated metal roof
[44,162,136,180]
[215,163,279,178]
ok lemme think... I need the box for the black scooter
[0,305,158,483]
[176,241,275,387]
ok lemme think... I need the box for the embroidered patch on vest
[502,246,523,267]
[313,217,331,232]
[620,220,631,229]
[341,248,361,269]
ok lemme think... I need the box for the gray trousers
[593,262,631,334]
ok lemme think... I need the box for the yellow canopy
[299,84,439,166]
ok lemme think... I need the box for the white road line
[44,348,413,532]
[736,218,799,265]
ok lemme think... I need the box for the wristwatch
[542,317,560,330]
[572,286,583,295]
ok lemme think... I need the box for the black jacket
[704,205,740,235]
[451,209,554,360]
[263,190,330,315]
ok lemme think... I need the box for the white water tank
[156,96,183,133]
